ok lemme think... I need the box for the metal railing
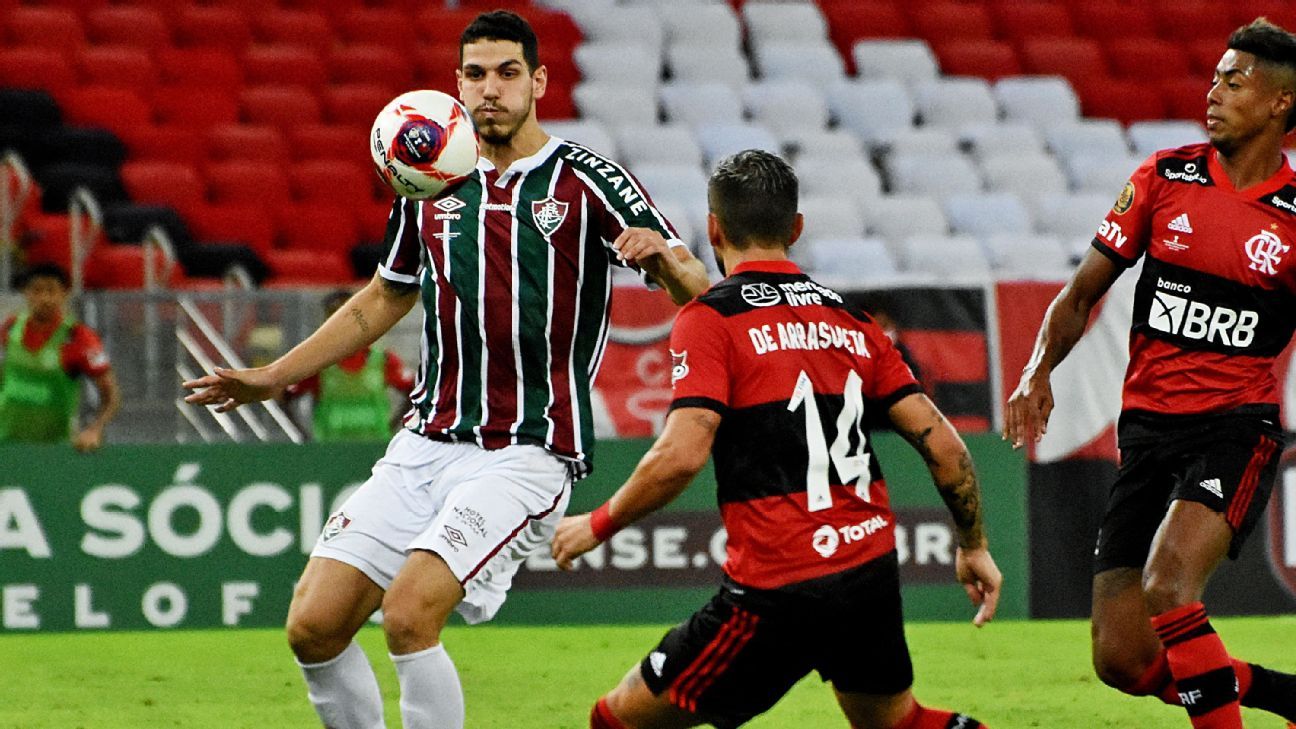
[68,186,102,296]
[0,150,34,292]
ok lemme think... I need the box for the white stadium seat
[982,233,1074,278]
[852,39,939,84]
[756,42,847,88]
[1127,120,1208,158]
[785,129,866,161]
[959,121,1046,159]
[828,78,916,146]
[574,43,660,89]
[796,155,882,205]
[979,151,1070,202]
[614,123,703,168]
[660,4,742,49]
[744,81,830,135]
[743,1,829,45]
[545,120,618,159]
[863,195,949,239]
[882,127,961,157]
[887,152,983,197]
[667,46,749,90]
[1044,120,1130,164]
[659,82,744,125]
[799,194,866,242]
[1032,192,1115,239]
[994,76,1080,128]
[894,234,992,276]
[571,6,665,55]
[629,162,710,233]
[803,236,900,284]
[1066,154,1142,194]
[693,122,782,168]
[943,192,1033,237]
[574,83,660,128]
[913,77,999,129]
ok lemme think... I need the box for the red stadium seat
[1185,39,1228,76]
[356,199,394,242]
[336,8,415,52]
[529,10,583,52]
[990,2,1074,42]
[1155,1,1236,42]
[413,43,463,93]
[62,86,152,137]
[286,124,370,166]
[243,46,328,91]
[4,8,85,53]
[77,46,158,90]
[277,203,360,253]
[205,160,290,207]
[173,6,252,50]
[0,48,76,95]
[820,2,912,73]
[39,0,109,14]
[263,249,355,285]
[157,49,243,89]
[240,85,322,129]
[906,2,994,41]
[1162,76,1210,122]
[1076,77,1169,124]
[252,9,333,52]
[121,160,205,216]
[289,160,370,203]
[153,85,240,129]
[1105,38,1192,81]
[415,8,482,46]
[1229,1,1296,29]
[321,85,396,126]
[1072,3,1156,40]
[933,40,1022,82]
[329,45,414,87]
[120,124,208,164]
[85,6,171,50]
[1020,37,1108,84]
[187,202,275,253]
[206,124,288,163]
[84,244,179,290]
[23,213,105,274]
[537,80,575,120]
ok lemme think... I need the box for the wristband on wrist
[589,502,620,542]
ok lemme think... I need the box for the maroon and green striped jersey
[378,136,683,474]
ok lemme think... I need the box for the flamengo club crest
[1245,229,1289,276]
[1270,463,1296,602]
[531,196,569,238]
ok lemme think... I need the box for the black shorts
[1094,407,1284,573]
[638,552,913,729]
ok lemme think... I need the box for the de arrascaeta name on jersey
[748,320,871,357]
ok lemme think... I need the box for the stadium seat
[884,128,961,158]
[412,43,461,94]
[289,160,371,203]
[1156,1,1235,42]
[756,43,846,88]
[574,43,660,89]
[241,85,322,129]
[667,46,749,90]
[206,124,288,163]
[863,195,949,239]
[1020,38,1108,85]
[893,234,991,276]
[38,162,127,213]
[1032,192,1116,238]
[285,124,369,165]
[981,234,1073,279]
[887,152,983,197]
[157,49,243,89]
[821,2,912,73]
[244,46,328,91]
[0,48,76,95]
[852,40,939,84]
[263,249,355,286]
[322,85,395,127]
[1127,121,1208,158]
[188,202,276,254]
[803,236,900,285]
[1075,78,1169,124]
[693,123,781,169]
[85,6,170,50]
[545,120,617,158]
[932,40,1022,82]
[1066,155,1144,194]
[329,45,414,87]
[173,6,252,50]
[569,6,664,55]
[528,9,584,54]
[979,151,1069,203]
[990,2,1074,43]
[4,7,85,53]
[994,76,1080,128]
[120,124,207,164]
[121,161,205,217]
[153,85,240,129]
[61,87,152,138]
[907,1,994,41]
[1043,120,1130,164]
[83,243,179,290]
[660,82,744,126]
[1072,3,1156,40]
[660,4,741,49]
[744,82,829,136]
[828,78,915,146]
[277,203,360,253]
[614,124,703,168]
[943,192,1033,237]
[336,8,414,52]
[798,195,865,243]
[787,129,866,161]
[206,160,291,208]
[77,46,158,90]
[795,155,882,205]
[743,2,829,45]
[575,84,660,128]
[959,121,1046,159]
[252,9,333,52]
[1162,77,1210,122]
[630,163,710,231]
[1105,38,1193,81]
[912,78,998,130]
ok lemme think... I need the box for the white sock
[297,641,386,729]
[391,643,464,729]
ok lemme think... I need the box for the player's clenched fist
[1003,372,1053,450]
[551,513,599,571]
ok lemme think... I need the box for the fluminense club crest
[531,196,569,238]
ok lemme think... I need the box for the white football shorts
[312,429,572,624]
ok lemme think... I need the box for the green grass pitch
[2,617,1293,728]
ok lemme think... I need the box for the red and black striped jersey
[1092,143,1296,416]
[669,260,921,590]
[379,136,683,474]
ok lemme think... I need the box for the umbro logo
[432,197,466,213]
[1200,478,1223,499]
[1168,213,1193,234]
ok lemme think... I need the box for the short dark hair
[1229,17,1296,130]
[707,150,798,248]
[17,262,70,289]
[460,11,540,72]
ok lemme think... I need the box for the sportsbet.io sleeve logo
[670,349,689,385]
[1113,181,1135,215]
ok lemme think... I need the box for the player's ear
[532,63,548,100]
[706,213,723,248]
[1275,87,1294,123]
[787,212,805,246]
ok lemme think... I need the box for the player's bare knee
[1141,569,1193,615]
[380,591,449,653]
[285,612,349,663]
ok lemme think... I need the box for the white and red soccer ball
[370,90,479,200]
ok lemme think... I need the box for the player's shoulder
[1152,143,1213,188]
[554,138,636,182]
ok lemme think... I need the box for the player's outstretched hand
[956,546,1002,628]
[611,227,671,268]
[1003,372,1053,450]
[182,366,281,413]
[551,513,599,571]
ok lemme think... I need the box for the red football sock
[1129,650,1254,707]
[1151,602,1242,729]
[590,696,628,729]
[887,702,984,729]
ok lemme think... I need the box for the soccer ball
[370,90,479,200]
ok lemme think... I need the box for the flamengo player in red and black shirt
[1007,19,1296,729]
[554,151,1001,729]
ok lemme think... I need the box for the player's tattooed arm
[890,393,986,549]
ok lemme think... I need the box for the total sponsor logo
[811,515,889,558]
[1148,278,1258,348]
